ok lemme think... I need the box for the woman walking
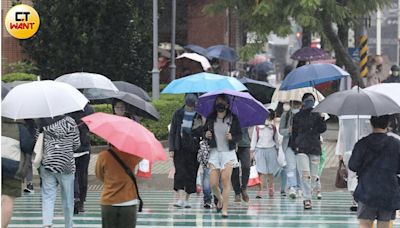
[204,94,242,218]
[251,109,280,198]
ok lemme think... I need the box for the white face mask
[393,71,399,76]
[283,104,291,112]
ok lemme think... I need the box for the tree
[20,0,152,90]
[204,0,392,87]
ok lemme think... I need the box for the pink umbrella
[82,112,167,162]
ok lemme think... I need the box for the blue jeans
[41,166,75,228]
[202,167,212,204]
[285,147,298,188]
[296,153,320,201]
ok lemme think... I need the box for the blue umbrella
[253,61,274,76]
[184,44,208,57]
[196,90,269,128]
[280,63,349,90]
[207,45,238,62]
[161,72,247,94]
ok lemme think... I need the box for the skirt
[255,147,279,175]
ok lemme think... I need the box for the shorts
[255,147,279,175]
[208,149,238,170]
[357,202,396,221]
[1,176,22,198]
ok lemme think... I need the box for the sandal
[216,200,223,213]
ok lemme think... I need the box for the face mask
[283,104,291,112]
[393,71,399,76]
[292,109,300,114]
[303,99,315,109]
[215,103,227,113]
[185,99,196,107]
[265,119,272,126]
[114,106,126,116]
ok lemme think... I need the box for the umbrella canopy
[2,80,89,119]
[253,61,274,76]
[239,77,276,104]
[313,88,400,116]
[184,44,208,57]
[55,72,119,91]
[365,83,400,106]
[2,82,11,99]
[177,53,211,71]
[196,90,269,128]
[280,63,350,90]
[82,112,166,162]
[161,72,247,94]
[207,45,238,62]
[290,47,329,61]
[113,81,151,101]
[112,92,160,121]
[271,85,325,103]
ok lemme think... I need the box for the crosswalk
[8,189,400,227]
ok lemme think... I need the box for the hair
[370,115,390,129]
[302,93,315,102]
[268,109,276,120]
[208,94,231,123]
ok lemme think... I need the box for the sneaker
[288,187,297,199]
[234,194,241,203]
[173,200,184,208]
[303,200,312,210]
[24,183,34,193]
[183,201,191,208]
[316,191,322,200]
[203,203,212,209]
[297,189,303,198]
[280,190,287,197]
[350,201,358,212]
[256,191,263,199]
[241,189,249,203]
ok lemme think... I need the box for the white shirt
[250,125,278,150]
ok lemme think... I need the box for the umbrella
[196,90,269,128]
[365,83,400,106]
[113,81,151,102]
[239,77,276,104]
[82,112,166,162]
[271,85,325,103]
[159,42,184,51]
[313,88,400,116]
[184,44,208,57]
[55,72,119,91]
[112,92,160,121]
[253,61,274,76]
[177,53,211,71]
[280,63,350,90]
[161,72,247,94]
[207,45,238,62]
[2,80,89,119]
[2,82,10,99]
[290,47,329,61]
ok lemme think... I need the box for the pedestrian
[279,101,302,199]
[96,144,142,228]
[231,127,251,203]
[292,93,327,210]
[198,166,212,208]
[349,115,400,228]
[204,94,242,218]
[39,115,81,228]
[67,104,94,214]
[366,55,384,87]
[251,109,280,199]
[2,117,36,228]
[382,65,400,83]
[168,94,204,208]
[23,119,38,194]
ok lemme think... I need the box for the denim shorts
[208,149,238,170]
[357,202,396,221]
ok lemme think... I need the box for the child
[250,109,280,198]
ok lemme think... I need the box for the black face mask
[215,103,227,113]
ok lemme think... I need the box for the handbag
[335,160,348,189]
[136,159,152,179]
[197,137,210,167]
[248,161,261,187]
[277,145,287,167]
[108,149,143,212]
[33,132,44,169]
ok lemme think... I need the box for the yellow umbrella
[271,85,325,103]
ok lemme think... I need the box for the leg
[267,174,274,197]
[202,167,212,205]
[102,205,119,228]
[80,154,90,203]
[377,221,391,228]
[220,164,234,216]
[309,155,321,196]
[209,165,222,205]
[118,205,137,228]
[285,148,298,188]
[1,195,15,228]
[359,219,374,228]
[280,168,287,194]
[231,166,241,196]
[40,166,58,227]
[58,173,75,228]
[239,147,251,196]
[74,156,83,213]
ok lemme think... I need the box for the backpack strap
[108,149,143,212]
[256,126,260,142]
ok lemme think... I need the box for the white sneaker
[173,200,184,208]
[297,189,303,198]
[288,187,297,199]
[183,201,191,208]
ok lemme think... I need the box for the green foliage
[7,61,38,74]
[20,0,152,90]
[2,73,37,82]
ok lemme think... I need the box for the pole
[359,21,368,80]
[397,0,400,64]
[170,0,176,81]
[152,0,160,100]
[376,8,382,55]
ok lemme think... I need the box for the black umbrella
[2,81,11,99]
[113,81,151,101]
[239,77,276,104]
[112,91,160,121]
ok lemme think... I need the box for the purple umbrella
[196,90,269,128]
[290,47,329,61]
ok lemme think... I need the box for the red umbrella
[82,112,167,162]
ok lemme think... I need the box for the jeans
[74,154,90,203]
[231,147,251,195]
[285,147,298,188]
[296,153,320,201]
[25,159,33,183]
[280,167,287,191]
[202,167,212,204]
[41,166,75,228]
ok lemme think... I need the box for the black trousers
[173,146,199,194]
[231,147,251,195]
[101,205,137,228]
[74,154,90,203]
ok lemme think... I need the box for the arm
[348,142,363,173]
[230,115,242,143]
[95,152,105,182]
[279,112,290,136]
[250,127,257,151]
[314,114,327,134]
[168,111,178,152]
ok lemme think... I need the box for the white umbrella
[2,80,89,119]
[271,85,325,103]
[55,72,118,91]
[177,53,211,71]
[365,83,400,106]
